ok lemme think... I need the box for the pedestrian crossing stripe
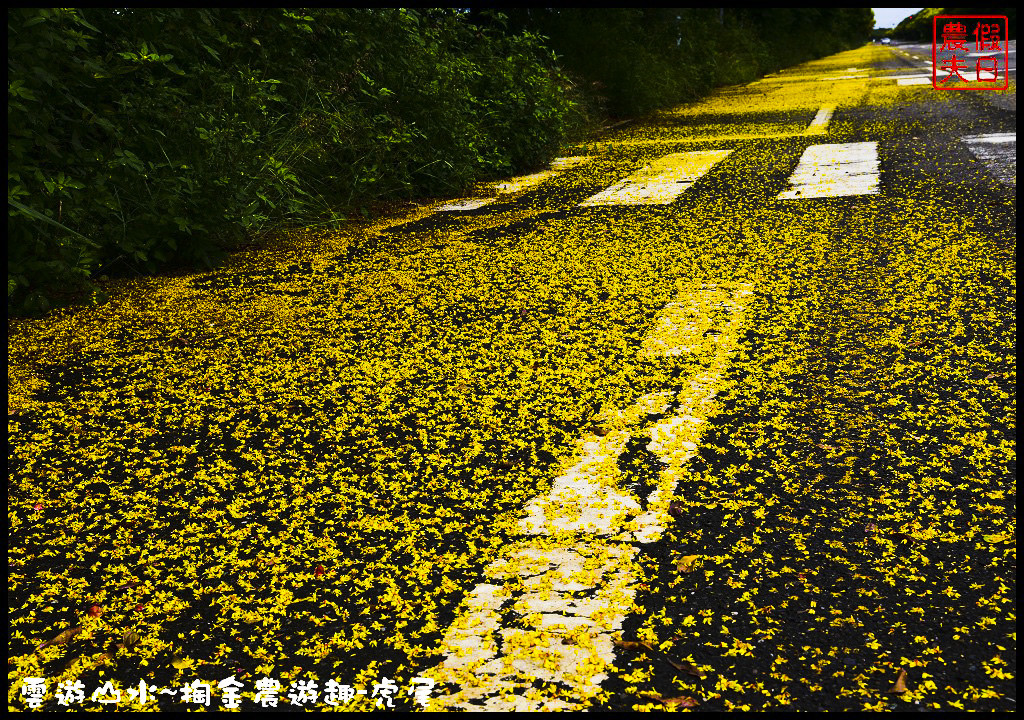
[437,157,591,211]
[440,135,1011,214]
[963,133,1016,187]
[436,198,493,211]
[778,141,880,199]
[578,150,733,207]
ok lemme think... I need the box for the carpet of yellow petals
[590,50,1016,712]
[7,43,1015,712]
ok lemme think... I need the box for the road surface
[8,43,1015,711]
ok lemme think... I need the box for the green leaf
[8,199,100,248]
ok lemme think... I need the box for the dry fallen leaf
[660,696,699,708]
[36,626,83,652]
[677,555,701,573]
[666,658,706,678]
[119,629,141,650]
[640,692,698,708]
[172,656,196,670]
[887,668,909,694]
[613,638,656,653]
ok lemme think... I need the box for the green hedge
[8,8,586,315]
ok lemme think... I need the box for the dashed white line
[778,141,880,200]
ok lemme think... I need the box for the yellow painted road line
[804,105,835,135]
[427,283,753,711]
[778,141,880,200]
[580,150,732,206]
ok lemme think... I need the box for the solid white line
[898,77,933,85]
[580,150,732,206]
[427,283,754,710]
[779,142,880,200]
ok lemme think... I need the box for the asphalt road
[7,44,1016,712]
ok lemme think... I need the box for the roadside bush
[7,9,586,315]
[495,9,875,116]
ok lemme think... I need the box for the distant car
[881,38,891,44]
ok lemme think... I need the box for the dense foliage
[8,8,583,314]
[493,9,876,116]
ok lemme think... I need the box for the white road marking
[805,105,835,135]
[778,141,880,200]
[965,133,1016,144]
[580,151,732,206]
[427,282,754,711]
[963,133,1016,187]
[549,156,589,171]
[898,77,934,85]
[496,157,591,193]
[438,157,589,211]
[438,198,494,212]
[822,74,868,80]
[493,170,559,194]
